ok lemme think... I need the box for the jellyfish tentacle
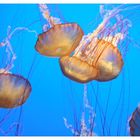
[0,122,21,136]
[0,26,37,73]
[64,84,96,136]
[38,4,61,28]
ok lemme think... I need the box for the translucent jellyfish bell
[94,39,124,81]
[0,73,31,108]
[60,38,123,83]
[35,23,84,57]
[60,55,98,83]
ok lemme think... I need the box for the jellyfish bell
[35,23,84,57]
[129,105,140,136]
[0,72,31,108]
[60,55,98,83]
[36,4,84,57]
[60,37,124,83]
[94,39,124,81]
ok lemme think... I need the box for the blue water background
[0,4,140,136]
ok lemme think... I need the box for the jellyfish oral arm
[38,4,61,28]
[103,33,124,47]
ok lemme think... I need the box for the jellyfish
[0,23,37,135]
[129,105,140,136]
[0,73,31,108]
[59,5,130,83]
[0,26,36,108]
[60,4,140,83]
[35,4,84,57]
[60,37,124,83]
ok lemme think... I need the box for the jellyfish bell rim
[35,22,84,57]
[96,65,124,82]
[0,72,32,108]
[37,22,84,36]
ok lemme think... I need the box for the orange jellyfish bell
[60,56,98,83]
[59,37,124,83]
[35,23,84,57]
[0,73,31,108]
[93,39,124,81]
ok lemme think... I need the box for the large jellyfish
[35,4,84,57]
[60,4,140,83]
[60,6,127,83]
[60,38,124,83]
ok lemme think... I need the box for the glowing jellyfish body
[129,105,140,136]
[0,26,34,108]
[0,73,31,108]
[95,39,123,81]
[60,38,123,83]
[35,23,84,57]
[60,56,98,83]
[36,4,84,57]
[59,6,126,83]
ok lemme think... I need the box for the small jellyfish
[129,105,140,136]
[35,4,84,57]
[0,73,31,108]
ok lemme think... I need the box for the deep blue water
[0,4,140,136]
